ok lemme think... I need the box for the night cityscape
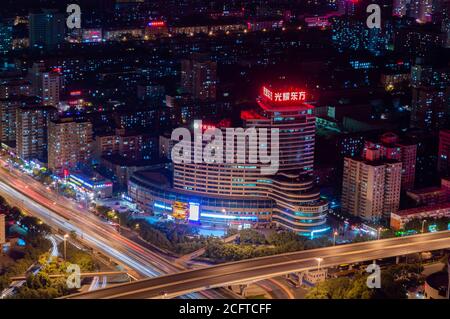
[0,0,449,308]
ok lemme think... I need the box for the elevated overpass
[66,230,450,299]
[10,271,129,281]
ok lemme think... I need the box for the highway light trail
[0,180,161,276]
[0,171,207,299]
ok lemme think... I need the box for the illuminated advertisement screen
[188,203,200,222]
[172,201,188,219]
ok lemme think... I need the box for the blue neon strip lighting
[154,202,172,211]
[310,227,330,239]
[201,213,258,221]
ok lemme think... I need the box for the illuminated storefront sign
[68,174,112,191]
[262,86,306,102]
[70,90,82,96]
[148,21,165,27]
[201,213,258,221]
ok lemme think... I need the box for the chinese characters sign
[262,86,306,102]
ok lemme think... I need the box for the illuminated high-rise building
[129,85,329,237]
[28,62,46,96]
[0,80,32,99]
[0,99,18,143]
[47,118,93,172]
[41,69,62,106]
[0,19,13,55]
[342,148,402,222]
[16,105,53,161]
[181,53,217,101]
[364,132,417,191]
[411,87,449,130]
[410,64,450,130]
[27,64,63,107]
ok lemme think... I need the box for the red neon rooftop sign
[262,86,306,103]
[148,21,165,27]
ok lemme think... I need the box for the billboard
[172,201,188,219]
[188,203,200,222]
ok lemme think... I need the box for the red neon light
[262,86,306,102]
[70,90,82,96]
[52,68,61,73]
[148,21,165,27]
[202,124,216,131]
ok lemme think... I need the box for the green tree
[306,277,353,299]
[96,205,111,216]
[239,229,266,245]
[26,272,51,290]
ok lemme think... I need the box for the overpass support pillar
[296,272,304,287]
[286,272,304,287]
[239,284,249,297]
[396,256,400,264]
[229,284,249,297]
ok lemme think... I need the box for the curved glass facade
[127,89,329,236]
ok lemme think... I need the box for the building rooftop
[393,202,450,217]
[69,171,112,184]
[102,155,165,167]
[407,186,445,196]
[257,100,314,113]
[346,156,401,167]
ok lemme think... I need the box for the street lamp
[421,220,427,233]
[315,257,323,271]
[333,231,338,246]
[63,234,69,261]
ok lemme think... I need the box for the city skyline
[0,0,449,306]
